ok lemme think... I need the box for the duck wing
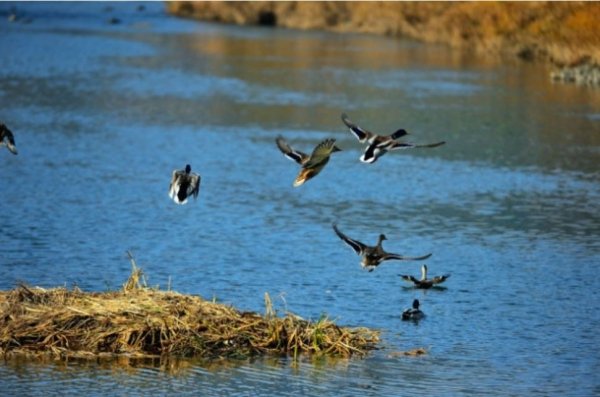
[387,141,446,151]
[276,136,308,165]
[382,252,432,261]
[400,274,419,283]
[169,169,184,200]
[304,138,337,168]
[187,172,201,199]
[431,274,450,284]
[341,113,373,143]
[332,224,367,255]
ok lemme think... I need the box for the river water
[1,2,599,396]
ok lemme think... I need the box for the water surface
[1,2,599,396]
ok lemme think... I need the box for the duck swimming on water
[0,123,18,155]
[169,164,201,205]
[332,224,432,272]
[341,113,445,163]
[276,135,342,187]
[400,264,450,289]
[402,299,425,321]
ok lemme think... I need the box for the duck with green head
[341,113,445,163]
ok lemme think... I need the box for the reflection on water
[1,2,599,396]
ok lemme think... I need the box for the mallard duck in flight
[402,299,425,321]
[0,123,18,155]
[332,223,432,272]
[169,164,201,205]
[276,135,342,187]
[400,264,450,289]
[341,113,445,163]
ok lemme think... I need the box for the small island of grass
[0,260,379,362]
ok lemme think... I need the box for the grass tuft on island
[0,260,379,362]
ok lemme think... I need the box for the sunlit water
[1,2,599,396]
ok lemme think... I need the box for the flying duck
[276,135,342,187]
[402,299,425,321]
[0,123,18,155]
[168,164,201,205]
[340,113,445,163]
[332,223,432,272]
[400,264,450,289]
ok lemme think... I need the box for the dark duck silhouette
[341,113,445,163]
[169,164,201,205]
[0,123,18,155]
[402,299,425,321]
[332,224,432,272]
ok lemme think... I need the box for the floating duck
[0,123,18,155]
[276,135,341,187]
[402,299,425,321]
[332,224,432,272]
[341,113,445,163]
[400,264,450,289]
[168,164,201,205]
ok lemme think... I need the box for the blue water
[1,2,599,396]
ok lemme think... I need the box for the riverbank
[0,264,379,361]
[167,1,600,85]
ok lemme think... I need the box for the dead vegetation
[0,257,379,362]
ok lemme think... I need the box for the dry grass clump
[0,263,378,361]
